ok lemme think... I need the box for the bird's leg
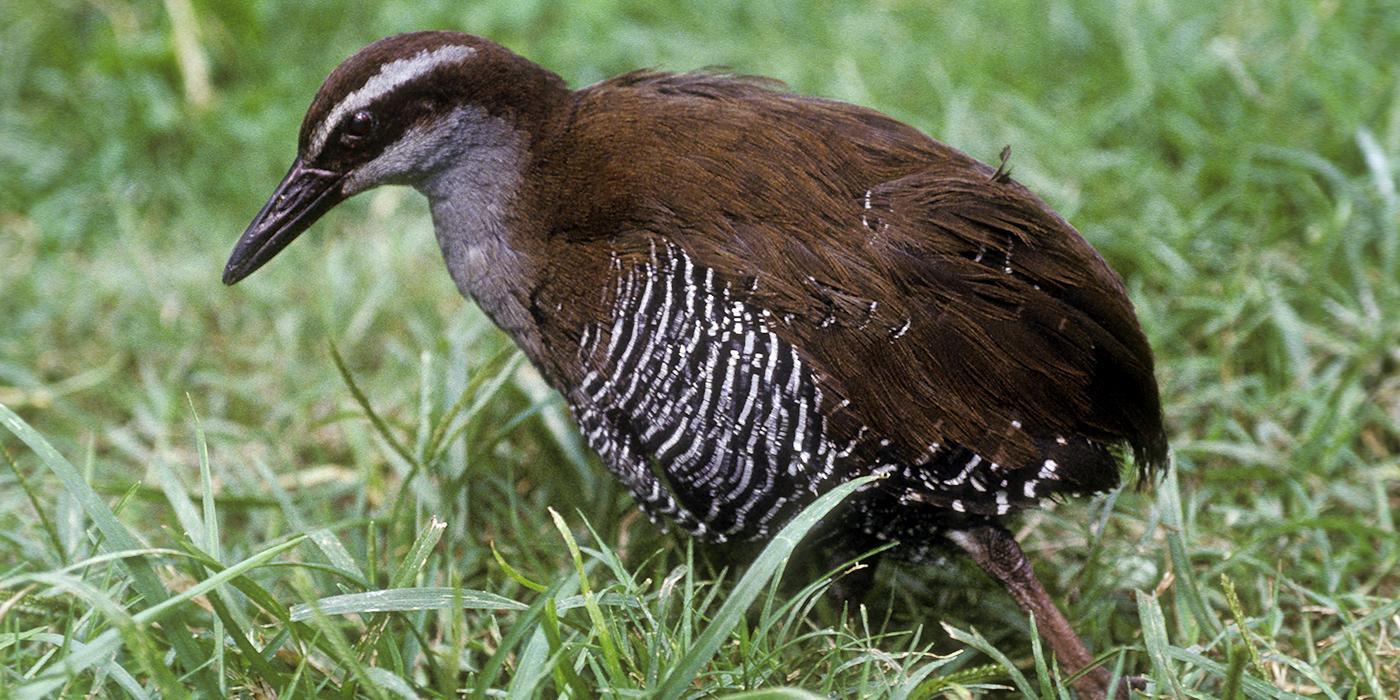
[949,524,1124,700]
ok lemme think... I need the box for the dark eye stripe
[308,43,475,157]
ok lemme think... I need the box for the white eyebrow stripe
[309,43,475,157]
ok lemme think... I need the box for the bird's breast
[420,142,549,362]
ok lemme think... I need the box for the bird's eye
[341,110,375,144]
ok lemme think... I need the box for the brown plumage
[525,70,1165,517]
[224,32,1168,699]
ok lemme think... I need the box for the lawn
[2,0,1397,697]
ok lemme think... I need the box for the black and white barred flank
[571,241,850,541]
[568,240,1097,546]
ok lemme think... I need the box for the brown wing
[702,168,1168,486]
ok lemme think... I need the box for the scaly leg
[949,524,1127,700]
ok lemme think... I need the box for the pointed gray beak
[223,159,346,285]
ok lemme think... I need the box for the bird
[223,31,1168,699]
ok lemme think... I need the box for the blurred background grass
[2,0,1398,697]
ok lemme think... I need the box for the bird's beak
[222,159,347,285]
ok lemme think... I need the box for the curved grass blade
[286,586,643,621]
[655,474,878,700]
[366,666,422,700]
[329,340,415,468]
[549,507,626,686]
[939,623,1031,697]
[290,587,527,621]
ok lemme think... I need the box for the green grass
[2,0,1397,696]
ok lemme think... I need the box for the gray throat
[416,120,542,360]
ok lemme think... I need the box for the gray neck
[414,113,541,358]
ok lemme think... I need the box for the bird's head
[222,31,566,284]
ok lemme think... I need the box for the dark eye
[341,110,375,143]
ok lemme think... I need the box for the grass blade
[940,623,1030,697]
[549,507,626,687]
[329,340,416,468]
[391,517,446,588]
[15,535,305,698]
[655,475,878,700]
[715,690,827,700]
[188,397,227,696]
[289,587,528,620]
[1136,590,1183,700]
[22,632,151,700]
[366,666,422,699]
[0,441,65,563]
[469,579,567,700]
[0,403,219,696]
